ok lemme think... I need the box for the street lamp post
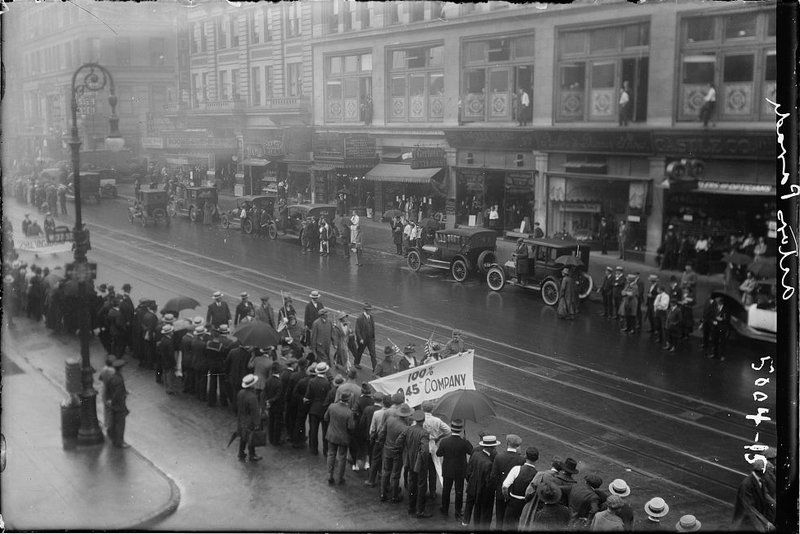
[68,63,122,446]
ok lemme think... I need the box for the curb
[2,328,182,530]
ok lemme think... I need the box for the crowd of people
[657,225,769,277]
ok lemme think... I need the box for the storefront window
[387,44,444,123]
[678,8,774,122]
[325,53,372,122]
[556,22,649,123]
[461,34,535,123]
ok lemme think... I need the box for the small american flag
[423,332,436,359]
[387,337,402,356]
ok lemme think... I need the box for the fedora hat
[161,324,174,335]
[397,403,413,417]
[479,435,501,447]
[213,291,222,298]
[309,290,320,299]
[383,345,395,355]
[675,515,701,532]
[314,362,330,375]
[608,479,630,497]
[644,497,669,518]
[450,419,464,432]
[241,374,258,389]
[562,457,579,474]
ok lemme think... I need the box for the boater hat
[310,290,320,299]
[213,291,222,298]
[450,419,464,432]
[609,479,631,497]
[241,374,258,389]
[644,497,669,518]
[315,362,330,375]
[675,515,701,532]
[161,324,174,335]
[479,435,501,447]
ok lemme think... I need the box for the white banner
[14,228,73,255]
[369,350,475,408]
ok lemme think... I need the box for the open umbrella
[234,321,281,348]
[160,296,201,316]
[722,251,752,266]
[381,209,402,222]
[432,389,496,424]
[748,259,776,279]
[555,255,584,267]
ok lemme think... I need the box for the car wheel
[243,218,254,234]
[486,265,506,291]
[268,223,278,240]
[477,250,497,273]
[576,272,594,300]
[221,214,230,229]
[189,206,198,223]
[407,250,422,272]
[166,202,177,218]
[541,279,559,306]
[451,258,469,282]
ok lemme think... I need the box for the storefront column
[310,170,317,203]
[533,151,549,235]
[445,148,457,229]
[646,156,666,265]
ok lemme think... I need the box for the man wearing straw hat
[641,497,670,531]
[236,374,261,462]
[463,434,500,528]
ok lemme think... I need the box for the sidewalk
[0,321,180,530]
[116,183,725,306]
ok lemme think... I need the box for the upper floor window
[287,62,303,96]
[230,15,240,47]
[678,9,776,122]
[388,44,444,123]
[462,35,534,123]
[556,22,649,123]
[386,2,401,25]
[217,17,228,49]
[200,22,208,52]
[409,2,424,22]
[116,36,131,66]
[325,52,372,122]
[359,2,371,28]
[190,23,198,53]
[286,3,301,37]
[252,66,261,105]
[326,1,340,33]
[150,37,166,66]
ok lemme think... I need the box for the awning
[546,171,647,182]
[242,158,274,167]
[365,163,443,184]
[310,164,337,173]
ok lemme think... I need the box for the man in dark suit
[206,291,231,329]
[119,283,135,351]
[491,434,525,527]
[397,410,433,518]
[354,302,376,370]
[599,267,614,318]
[263,362,284,445]
[598,217,610,255]
[437,419,473,520]
[644,274,659,334]
[234,292,255,326]
[708,297,731,361]
[463,435,499,528]
[502,447,539,530]
[611,267,625,321]
[304,362,332,455]
[303,290,324,347]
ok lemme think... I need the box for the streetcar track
[84,223,764,426]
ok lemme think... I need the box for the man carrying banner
[444,330,465,357]
[373,346,398,378]
[397,344,418,371]
[422,401,451,499]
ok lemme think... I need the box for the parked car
[485,238,594,305]
[221,194,277,235]
[128,189,170,227]
[66,172,102,204]
[276,204,338,242]
[167,184,220,223]
[711,283,776,344]
[406,227,498,282]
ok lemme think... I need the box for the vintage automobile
[485,238,594,305]
[220,194,277,235]
[167,185,220,223]
[65,169,118,201]
[129,189,170,227]
[406,227,498,282]
[711,283,776,344]
[276,204,337,241]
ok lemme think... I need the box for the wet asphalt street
[5,196,776,530]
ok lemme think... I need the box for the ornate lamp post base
[77,390,105,446]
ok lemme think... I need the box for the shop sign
[652,132,774,160]
[164,131,235,150]
[264,139,285,157]
[459,169,484,192]
[696,181,775,194]
[558,202,601,213]
[141,136,164,149]
[344,134,376,160]
[313,132,345,159]
[505,171,535,189]
[411,147,447,169]
[627,215,641,223]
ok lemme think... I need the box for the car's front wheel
[220,214,230,229]
[407,250,422,272]
[451,258,469,282]
[268,223,278,240]
[243,218,254,234]
[486,265,506,291]
[477,250,497,273]
[541,279,559,306]
[576,272,594,300]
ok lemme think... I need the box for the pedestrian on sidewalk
[590,494,625,531]
[354,302,376,370]
[599,267,614,318]
[339,217,351,258]
[598,218,610,255]
[492,434,525,526]
[392,216,404,255]
[263,362,284,445]
[653,286,670,345]
[365,394,391,487]
[324,391,355,485]
[106,358,131,448]
[641,497,670,531]
[557,268,578,320]
[399,410,433,518]
[351,218,364,266]
[379,402,413,502]
[566,474,603,530]
[607,478,635,530]
[98,355,116,429]
[611,267,625,321]
[158,324,179,395]
[237,374,262,462]
[422,401,451,497]
[305,362,332,456]
[617,221,628,261]
[664,301,682,352]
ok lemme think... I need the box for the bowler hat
[397,403,413,417]
[644,497,669,518]
[563,457,579,474]
[675,515,701,532]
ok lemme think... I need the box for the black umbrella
[160,296,201,316]
[555,255,583,267]
[382,209,402,222]
[432,389,496,424]
[234,321,281,348]
[722,251,752,266]
[747,259,776,279]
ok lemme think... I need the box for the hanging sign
[411,147,447,169]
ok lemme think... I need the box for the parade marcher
[445,330,465,357]
[567,474,605,530]
[224,343,254,414]
[305,362,332,456]
[379,402,413,503]
[608,267,624,321]
[332,313,352,369]
[437,419,473,520]
[374,346,398,377]
[640,497,670,531]
[513,238,529,285]
[278,295,297,323]
[157,324,179,395]
[310,308,334,365]
[106,358,130,448]
[206,291,231,329]
[263,362,284,445]
[303,290,324,348]
[397,344,418,372]
[234,292,255,326]
[325,391,356,485]
[463,434,500,528]
[620,274,639,334]
[502,447,539,530]
[491,434,525,527]
[236,374,262,462]
[599,267,614,318]
[397,410,433,518]
[708,296,730,361]
[607,478,635,530]
[354,302,376,370]
[557,268,578,320]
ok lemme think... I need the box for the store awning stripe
[365,163,442,184]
